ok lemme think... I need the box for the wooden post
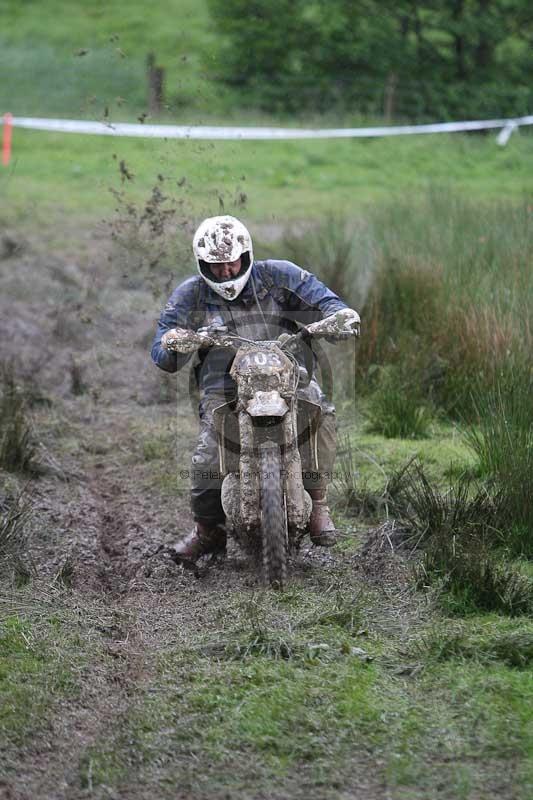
[147,52,165,114]
[384,72,398,122]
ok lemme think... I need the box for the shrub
[207,1,533,120]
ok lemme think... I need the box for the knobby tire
[259,442,287,589]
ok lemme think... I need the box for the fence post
[146,52,165,114]
[384,72,398,122]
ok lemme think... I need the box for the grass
[412,616,533,668]
[11,586,528,799]
[0,362,36,473]
[2,128,533,228]
[383,460,533,616]
[0,490,33,581]
[0,0,224,118]
[2,23,533,787]
[1,396,532,797]
[464,365,533,557]
[364,365,433,439]
[354,198,533,420]
[0,609,84,746]
[338,417,475,498]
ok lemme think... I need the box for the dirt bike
[166,309,359,588]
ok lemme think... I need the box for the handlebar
[196,324,306,352]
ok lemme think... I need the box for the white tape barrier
[8,114,533,143]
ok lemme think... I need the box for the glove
[161,327,215,353]
[306,308,361,339]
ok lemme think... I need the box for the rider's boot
[169,520,227,566]
[308,487,338,547]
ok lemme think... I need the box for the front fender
[246,391,289,417]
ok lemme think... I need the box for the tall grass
[356,191,533,418]
[371,189,533,310]
[465,363,533,557]
[364,365,432,439]
[0,363,36,473]
[274,193,532,433]
[391,460,533,616]
[281,214,375,309]
[0,491,33,581]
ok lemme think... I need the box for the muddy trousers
[190,408,337,524]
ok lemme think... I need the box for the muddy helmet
[192,215,254,301]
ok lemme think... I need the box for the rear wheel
[259,442,287,589]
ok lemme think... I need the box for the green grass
[412,616,533,668]
[34,588,532,799]
[0,613,82,746]
[2,0,532,233]
[338,417,475,497]
[364,365,433,439]
[2,129,533,226]
[0,0,225,118]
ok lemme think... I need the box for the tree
[207,0,533,119]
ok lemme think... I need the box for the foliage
[208,0,533,118]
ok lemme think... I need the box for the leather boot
[308,488,338,547]
[169,520,226,566]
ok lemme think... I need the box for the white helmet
[192,215,254,301]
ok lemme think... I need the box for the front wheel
[259,442,287,589]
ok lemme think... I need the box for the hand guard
[161,327,215,353]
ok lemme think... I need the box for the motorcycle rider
[151,215,360,564]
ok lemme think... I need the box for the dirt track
[0,234,436,799]
[5,433,393,799]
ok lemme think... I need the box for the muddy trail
[2,400,409,800]
[5,237,519,800]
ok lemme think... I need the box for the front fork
[238,410,261,528]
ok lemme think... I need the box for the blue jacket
[151,259,348,403]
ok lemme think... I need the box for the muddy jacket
[151,260,348,411]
